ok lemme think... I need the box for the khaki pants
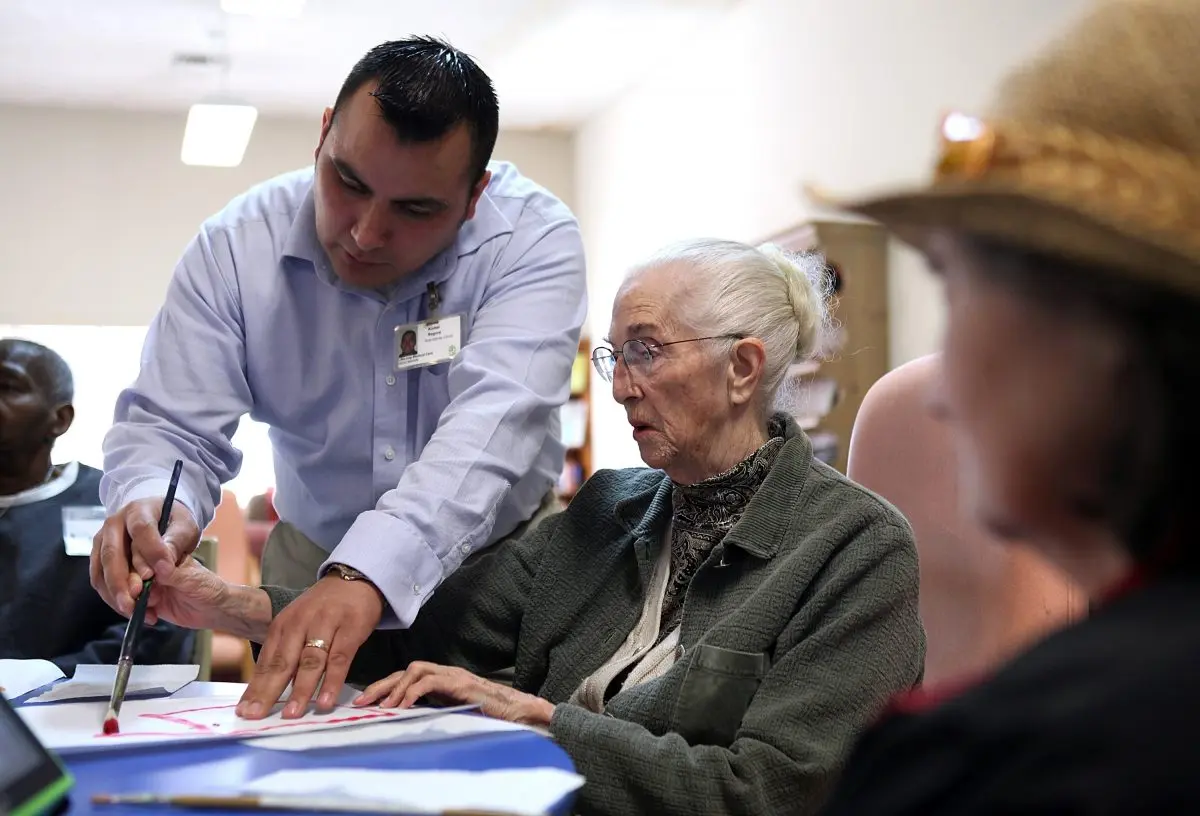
[260,490,563,592]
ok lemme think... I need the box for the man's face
[0,350,67,470]
[312,83,490,289]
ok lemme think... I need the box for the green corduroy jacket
[264,421,926,816]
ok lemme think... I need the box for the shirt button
[383,446,395,460]
[413,584,421,594]
[385,374,396,386]
[460,543,471,555]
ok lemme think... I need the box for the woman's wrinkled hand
[353,661,555,727]
[144,555,228,629]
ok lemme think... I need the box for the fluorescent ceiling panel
[180,103,259,167]
[221,0,306,18]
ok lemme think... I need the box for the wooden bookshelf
[764,220,890,473]
[556,337,592,500]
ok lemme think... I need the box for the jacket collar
[613,414,813,561]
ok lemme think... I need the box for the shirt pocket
[671,643,769,746]
[421,361,451,380]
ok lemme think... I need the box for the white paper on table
[248,711,529,752]
[243,767,585,816]
[24,663,200,704]
[17,694,477,755]
[0,659,66,700]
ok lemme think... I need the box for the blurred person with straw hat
[818,0,1200,812]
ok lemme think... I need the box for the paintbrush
[102,458,183,735]
[91,792,523,815]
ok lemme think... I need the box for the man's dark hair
[332,37,499,185]
[0,338,74,405]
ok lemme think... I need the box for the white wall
[0,104,576,325]
[575,0,1094,471]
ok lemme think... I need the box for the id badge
[394,315,463,371]
[62,505,106,556]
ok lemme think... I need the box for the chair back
[847,354,1085,685]
[191,537,217,682]
[200,491,252,680]
[205,491,250,586]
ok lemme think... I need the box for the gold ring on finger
[304,638,329,652]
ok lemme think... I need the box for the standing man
[91,37,587,717]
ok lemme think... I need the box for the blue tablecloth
[29,682,577,815]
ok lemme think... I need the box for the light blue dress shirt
[101,162,587,627]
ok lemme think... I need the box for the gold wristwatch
[326,563,389,611]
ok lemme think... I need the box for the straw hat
[840,0,1200,297]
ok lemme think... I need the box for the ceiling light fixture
[220,0,306,18]
[181,102,259,167]
[179,23,258,168]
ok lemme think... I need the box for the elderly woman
[150,239,924,815]
[818,0,1200,812]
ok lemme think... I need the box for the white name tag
[394,315,463,371]
[62,505,105,556]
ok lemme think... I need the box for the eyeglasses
[591,335,744,383]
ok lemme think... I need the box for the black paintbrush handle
[107,459,183,719]
[158,460,183,536]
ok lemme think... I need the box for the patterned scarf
[659,417,786,634]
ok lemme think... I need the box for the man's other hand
[236,575,384,719]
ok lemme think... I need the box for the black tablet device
[0,695,73,816]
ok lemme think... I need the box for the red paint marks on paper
[92,704,401,740]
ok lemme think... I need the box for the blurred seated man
[148,240,925,816]
[0,339,193,674]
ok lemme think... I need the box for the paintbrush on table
[102,458,183,735]
[91,793,522,815]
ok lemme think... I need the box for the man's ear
[50,404,74,440]
[728,339,767,407]
[464,170,491,221]
[315,107,334,162]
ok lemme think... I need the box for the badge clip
[426,282,442,321]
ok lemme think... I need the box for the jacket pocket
[672,644,769,746]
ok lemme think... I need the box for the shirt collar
[281,181,326,269]
[0,461,80,508]
[456,183,513,256]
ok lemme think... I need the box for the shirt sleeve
[260,509,556,686]
[100,225,252,530]
[325,206,587,628]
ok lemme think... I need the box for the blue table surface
[26,682,577,816]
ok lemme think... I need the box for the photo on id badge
[394,316,463,371]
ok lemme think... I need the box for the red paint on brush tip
[102,717,120,735]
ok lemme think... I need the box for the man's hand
[236,575,384,720]
[91,497,200,617]
[352,662,556,727]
